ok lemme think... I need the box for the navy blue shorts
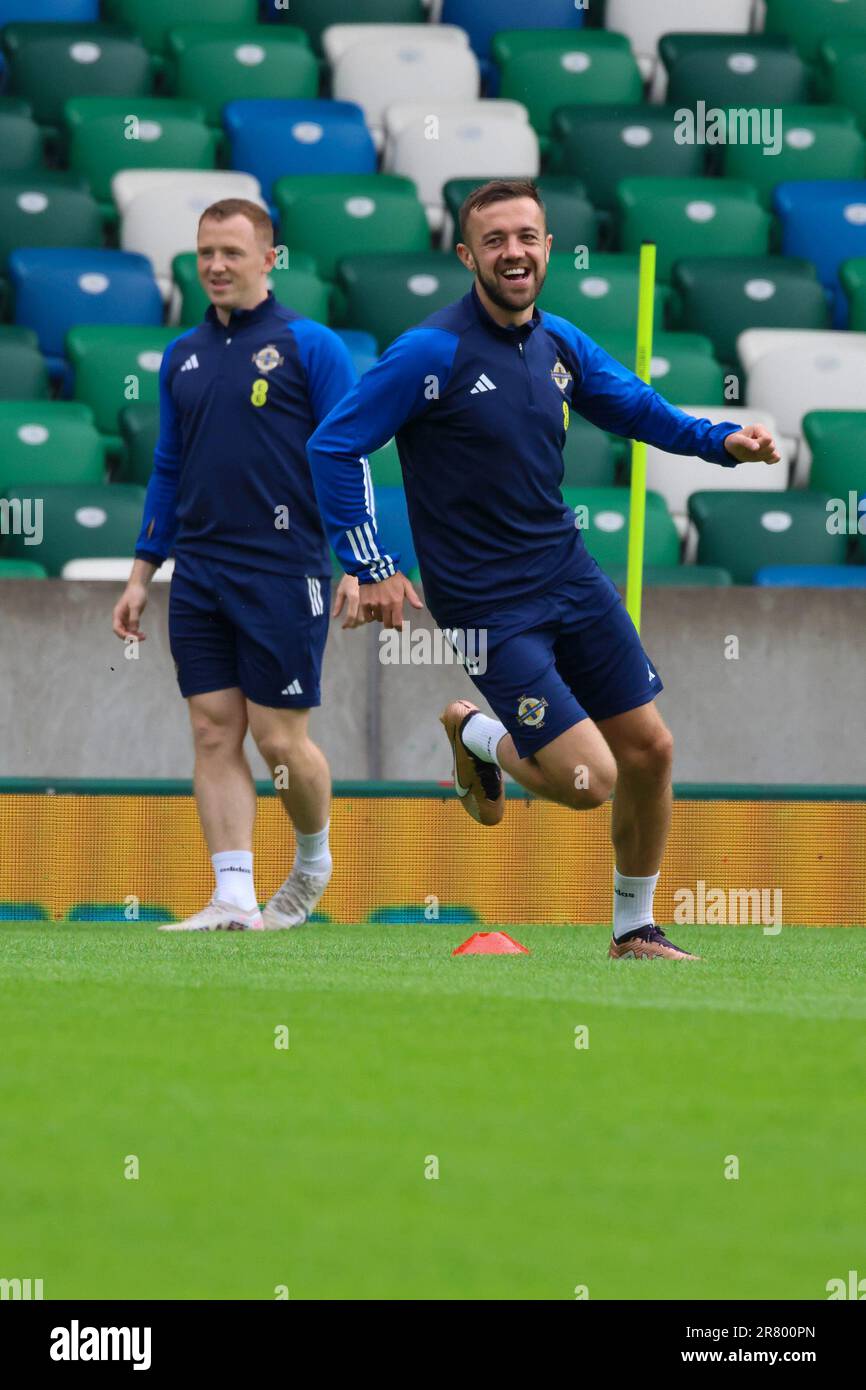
[168,555,330,708]
[461,574,663,758]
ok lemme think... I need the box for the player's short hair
[197,198,274,248]
[458,179,547,241]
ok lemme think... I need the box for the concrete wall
[0,580,864,785]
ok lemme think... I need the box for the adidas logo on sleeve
[180,354,199,372]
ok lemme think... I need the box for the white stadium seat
[607,0,755,83]
[119,180,269,301]
[384,98,528,148]
[385,105,539,231]
[645,407,787,529]
[111,170,262,218]
[738,329,866,471]
[333,37,480,148]
[322,22,469,67]
[62,558,175,582]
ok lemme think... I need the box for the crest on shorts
[252,343,283,373]
[551,360,572,392]
[517,694,549,728]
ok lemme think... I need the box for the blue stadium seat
[369,485,417,572]
[224,99,376,199]
[774,181,866,327]
[754,565,866,587]
[441,0,584,78]
[0,0,97,20]
[333,328,378,377]
[9,248,162,378]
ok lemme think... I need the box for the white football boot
[261,865,332,930]
[158,898,263,932]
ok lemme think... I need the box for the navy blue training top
[135,293,357,575]
[307,285,742,627]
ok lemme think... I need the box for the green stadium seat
[0,325,40,346]
[1,23,154,128]
[688,491,849,583]
[0,402,106,491]
[117,402,158,485]
[1,483,146,574]
[0,178,102,272]
[561,486,680,571]
[367,438,403,487]
[166,26,317,127]
[493,30,642,140]
[539,253,670,344]
[840,257,866,330]
[443,174,597,252]
[548,106,705,215]
[102,0,259,55]
[274,174,430,284]
[0,560,48,578]
[67,325,179,446]
[722,108,865,208]
[0,97,33,117]
[337,252,470,345]
[0,339,49,399]
[670,257,830,368]
[764,0,866,63]
[616,178,770,281]
[606,564,734,587]
[0,111,43,174]
[172,251,330,326]
[802,411,866,495]
[661,35,809,110]
[600,330,726,405]
[820,36,866,131]
[64,97,217,207]
[561,417,619,487]
[273,0,425,55]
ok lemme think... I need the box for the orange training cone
[452,931,530,956]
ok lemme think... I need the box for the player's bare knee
[255,731,306,772]
[562,760,616,810]
[190,715,244,757]
[618,727,674,782]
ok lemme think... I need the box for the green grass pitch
[1,923,863,1301]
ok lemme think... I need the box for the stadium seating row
[2,476,864,585]
[4,0,866,74]
[4,246,866,446]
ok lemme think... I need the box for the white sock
[294,820,332,876]
[461,712,506,765]
[212,850,258,911]
[613,869,659,940]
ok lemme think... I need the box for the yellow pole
[625,241,657,634]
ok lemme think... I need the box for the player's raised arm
[112,346,184,642]
[546,315,780,467]
[307,328,454,628]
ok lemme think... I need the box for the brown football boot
[439,700,505,827]
[609,925,701,961]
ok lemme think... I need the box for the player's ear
[456,242,475,273]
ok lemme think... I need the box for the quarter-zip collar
[205,290,276,333]
[469,282,541,344]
